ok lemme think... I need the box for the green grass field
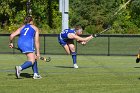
[0,54,140,93]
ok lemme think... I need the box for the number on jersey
[24,27,29,35]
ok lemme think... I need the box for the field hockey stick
[12,46,51,62]
[79,25,111,45]
[39,56,51,62]
[12,47,20,50]
[92,25,111,38]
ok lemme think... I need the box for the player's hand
[36,53,40,59]
[9,43,13,48]
[90,35,93,39]
[86,35,93,43]
[81,41,86,45]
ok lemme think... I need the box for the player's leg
[58,36,71,54]
[21,52,35,70]
[67,40,78,68]
[15,52,35,79]
[32,59,42,79]
[63,44,71,54]
[58,37,77,68]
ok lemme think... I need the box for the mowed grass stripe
[0,54,140,93]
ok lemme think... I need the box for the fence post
[108,36,110,56]
[43,35,46,54]
[13,38,15,54]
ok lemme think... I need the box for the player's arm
[9,26,23,48]
[33,26,40,58]
[68,33,93,42]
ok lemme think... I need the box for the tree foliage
[70,0,140,34]
[0,0,140,34]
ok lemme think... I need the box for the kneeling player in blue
[58,25,93,68]
[9,16,42,79]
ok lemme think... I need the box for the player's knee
[70,46,75,50]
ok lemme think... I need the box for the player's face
[76,29,83,35]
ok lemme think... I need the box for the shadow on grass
[138,78,140,80]
[134,67,140,68]
[55,66,73,68]
[55,66,95,68]
[20,73,33,78]
[8,73,33,79]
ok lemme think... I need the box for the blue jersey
[18,24,35,53]
[58,29,75,46]
[60,29,75,40]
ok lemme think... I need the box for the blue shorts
[58,36,67,46]
[18,38,35,53]
[18,46,35,53]
[58,36,74,46]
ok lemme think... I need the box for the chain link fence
[1,34,140,56]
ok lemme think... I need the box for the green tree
[0,0,61,34]
[69,0,139,34]
[130,0,140,28]
[0,0,140,34]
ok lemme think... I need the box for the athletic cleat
[136,54,140,63]
[15,66,21,79]
[73,64,79,68]
[33,74,42,79]
[136,58,140,63]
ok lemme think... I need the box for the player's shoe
[136,58,140,63]
[15,66,21,79]
[33,74,42,79]
[73,64,79,68]
[136,54,140,63]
